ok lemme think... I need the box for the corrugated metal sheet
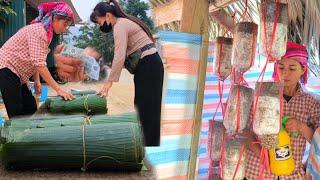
[0,0,25,46]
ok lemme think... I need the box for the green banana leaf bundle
[0,122,145,171]
[46,94,107,115]
[1,113,138,139]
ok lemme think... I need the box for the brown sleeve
[107,23,128,82]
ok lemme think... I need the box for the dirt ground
[0,70,158,179]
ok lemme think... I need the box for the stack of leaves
[0,113,145,171]
[46,94,107,115]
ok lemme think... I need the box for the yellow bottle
[268,117,295,176]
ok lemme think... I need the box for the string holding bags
[260,0,288,61]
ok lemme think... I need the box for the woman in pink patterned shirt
[90,0,164,146]
[244,41,320,179]
[0,2,75,118]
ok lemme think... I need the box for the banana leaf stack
[0,113,145,171]
[1,113,138,138]
[46,94,107,115]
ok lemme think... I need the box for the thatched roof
[151,0,320,76]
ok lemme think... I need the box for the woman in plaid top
[0,2,75,118]
[245,41,320,179]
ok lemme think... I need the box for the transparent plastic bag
[231,22,258,73]
[214,37,233,80]
[253,82,282,148]
[260,0,288,60]
[208,121,224,161]
[224,85,254,134]
[222,138,247,180]
[253,82,281,136]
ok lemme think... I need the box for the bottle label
[274,145,291,161]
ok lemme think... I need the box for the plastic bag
[214,37,233,80]
[253,82,281,148]
[208,121,224,161]
[224,85,254,134]
[231,22,258,73]
[260,0,288,60]
[222,138,247,180]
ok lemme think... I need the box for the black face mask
[100,21,112,33]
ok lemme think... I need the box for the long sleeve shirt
[0,23,49,84]
[108,18,156,82]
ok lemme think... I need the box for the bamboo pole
[180,0,209,179]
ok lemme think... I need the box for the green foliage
[75,25,114,66]
[119,0,155,32]
[0,0,16,16]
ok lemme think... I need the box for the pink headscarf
[273,41,308,84]
[31,2,74,43]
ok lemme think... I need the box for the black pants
[134,53,164,146]
[0,68,37,118]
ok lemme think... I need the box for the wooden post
[180,0,209,179]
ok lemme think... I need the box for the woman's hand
[34,80,42,96]
[285,117,301,134]
[286,116,314,142]
[56,88,75,101]
[98,81,113,97]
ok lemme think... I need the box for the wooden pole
[180,0,209,179]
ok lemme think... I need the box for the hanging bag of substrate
[260,0,288,61]
[208,120,225,162]
[224,84,254,135]
[213,37,233,81]
[221,138,248,180]
[253,82,282,149]
[231,22,258,73]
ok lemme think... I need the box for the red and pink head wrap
[31,2,74,43]
[273,41,308,84]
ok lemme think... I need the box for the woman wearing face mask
[0,2,75,118]
[244,41,320,179]
[90,0,164,146]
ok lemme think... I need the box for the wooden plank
[180,0,209,179]
[180,0,208,33]
[152,0,183,27]
[210,9,235,33]
[209,0,239,12]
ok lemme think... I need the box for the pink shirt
[108,18,157,82]
[0,23,49,84]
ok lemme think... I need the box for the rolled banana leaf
[46,94,107,115]
[2,113,138,136]
[0,122,144,171]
